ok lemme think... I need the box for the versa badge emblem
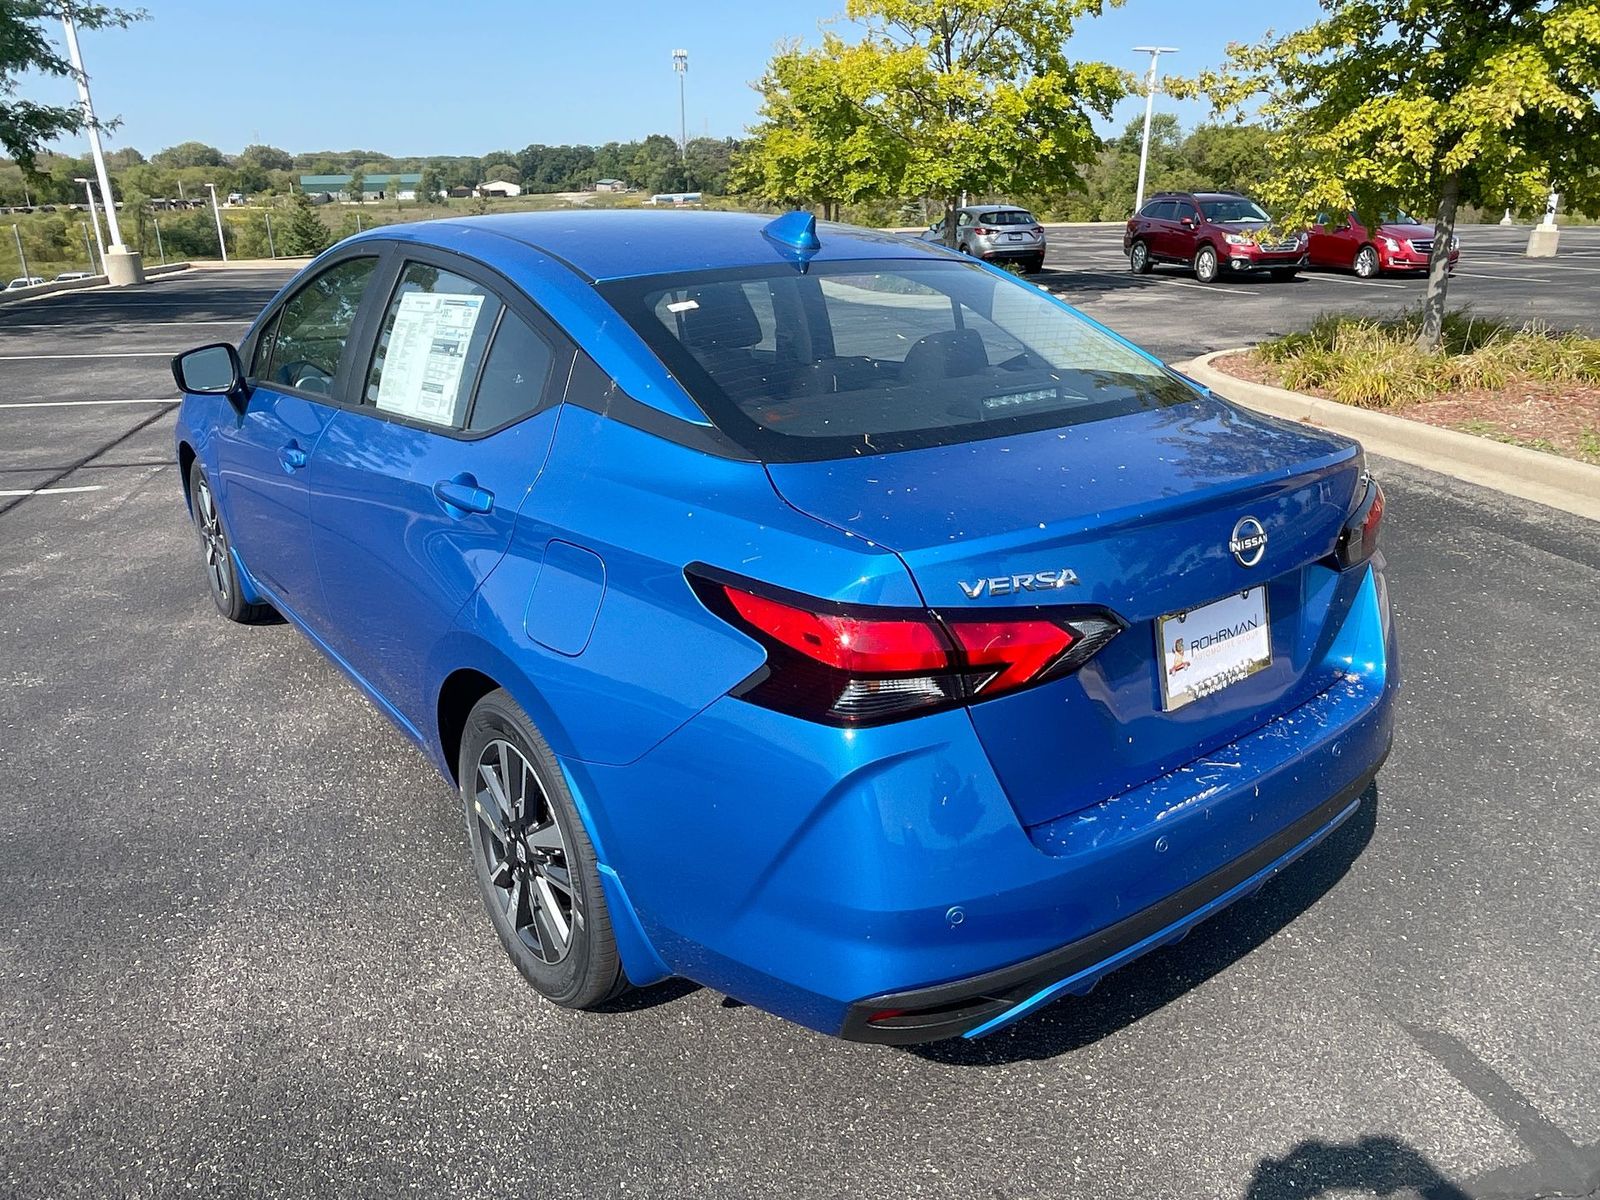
[958,568,1079,599]
[1229,516,1268,568]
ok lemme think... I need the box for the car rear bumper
[840,753,1381,1042]
[571,563,1397,1041]
[978,244,1044,262]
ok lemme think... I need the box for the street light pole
[74,177,105,271]
[152,215,164,265]
[12,224,29,280]
[1132,46,1179,215]
[204,182,228,262]
[672,49,689,164]
[60,5,143,284]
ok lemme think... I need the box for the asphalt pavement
[1,248,1597,1200]
[1039,221,1600,363]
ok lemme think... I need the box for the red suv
[1124,191,1308,283]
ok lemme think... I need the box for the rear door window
[363,262,502,428]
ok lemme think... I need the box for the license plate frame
[1156,587,1272,712]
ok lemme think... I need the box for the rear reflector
[691,568,1125,726]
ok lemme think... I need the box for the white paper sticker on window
[375,291,486,425]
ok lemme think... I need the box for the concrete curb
[0,261,192,308]
[1177,348,1600,523]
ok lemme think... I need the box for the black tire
[1129,239,1153,274]
[1270,268,1299,281]
[187,461,272,624]
[459,689,627,1010]
[1194,244,1220,284]
[1024,255,1045,274]
[1354,245,1380,278]
[958,242,971,256]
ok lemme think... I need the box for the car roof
[366,210,947,283]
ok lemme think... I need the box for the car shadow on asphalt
[1243,1135,1471,1200]
[905,784,1379,1067]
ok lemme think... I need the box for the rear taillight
[1030,225,1043,237]
[1334,476,1385,569]
[973,226,992,236]
[691,569,1124,726]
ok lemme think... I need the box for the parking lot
[1040,221,1600,362]
[2,251,1598,1199]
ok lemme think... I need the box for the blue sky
[43,0,1322,158]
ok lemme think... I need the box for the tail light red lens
[692,569,1125,726]
[1334,476,1385,569]
[973,226,992,236]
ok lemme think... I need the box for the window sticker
[375,291,486,425]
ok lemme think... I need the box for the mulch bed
[1212,353,1600,465]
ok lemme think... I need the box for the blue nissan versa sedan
[171,210,1396,1043]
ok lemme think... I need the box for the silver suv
[921,205,1046,273]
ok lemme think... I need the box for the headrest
[900,328,988,385]
[678,285,763,350]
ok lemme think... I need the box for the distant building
[594,178,629,193]
[477,180,523,198]
[646,192,703,207]
[298,173,423,202]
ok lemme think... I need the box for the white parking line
[1297,274,1408,290]
[1073,270,1267,297]
[1452,270,1556,284]
[0,484,104,497]
[0,319,247,330]
[0,397,175,409]
[0,352,171,360]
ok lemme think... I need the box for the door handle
[433,478,494,515]
[278,443,307,472]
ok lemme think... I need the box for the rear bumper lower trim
[838,751,1384,1044]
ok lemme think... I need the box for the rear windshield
[601,258,1194,462]
[980,210,1036,225]
[1199,198,1271,223]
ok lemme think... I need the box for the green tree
[480,160,519,184]
[387,173,400,209]
[277,191,330,256]
[1194,0,1600,348]
[0,2,142,170]
[346,167,364,203]
[151,140,226,169]
[416,165,440,205]
[742,0,1128,244]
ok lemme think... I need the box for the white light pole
[12,224,30,280]
[74,177,105,271]
[672,49,689,164]
[204,183,228,262]
[1132,46,1179,215]
[60,6,143,284]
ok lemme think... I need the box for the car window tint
[608,258,1192,462]
[264,257,377,397]
[981,210,1036,226]
[466,310,558,432]
[364,262,502,428]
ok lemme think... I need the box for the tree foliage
[0,1,142,170]
[738,0,1128,240]
[1190,0,1600,347]
[150,140,225,169]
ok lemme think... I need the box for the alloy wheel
[193,476,229,602]
[472,738,578,964]
[1355,246,1379,278]
[1130,242,1149,273]
[1195,246,1219,284]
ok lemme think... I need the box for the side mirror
[1180,216,1196,228]
[172,343,248,407]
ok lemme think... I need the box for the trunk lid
[765,395,1365,828]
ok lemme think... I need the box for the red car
[1307,212,1461,277]
[1124,191,1307,283]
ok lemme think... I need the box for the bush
[1255,310,1600,408]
